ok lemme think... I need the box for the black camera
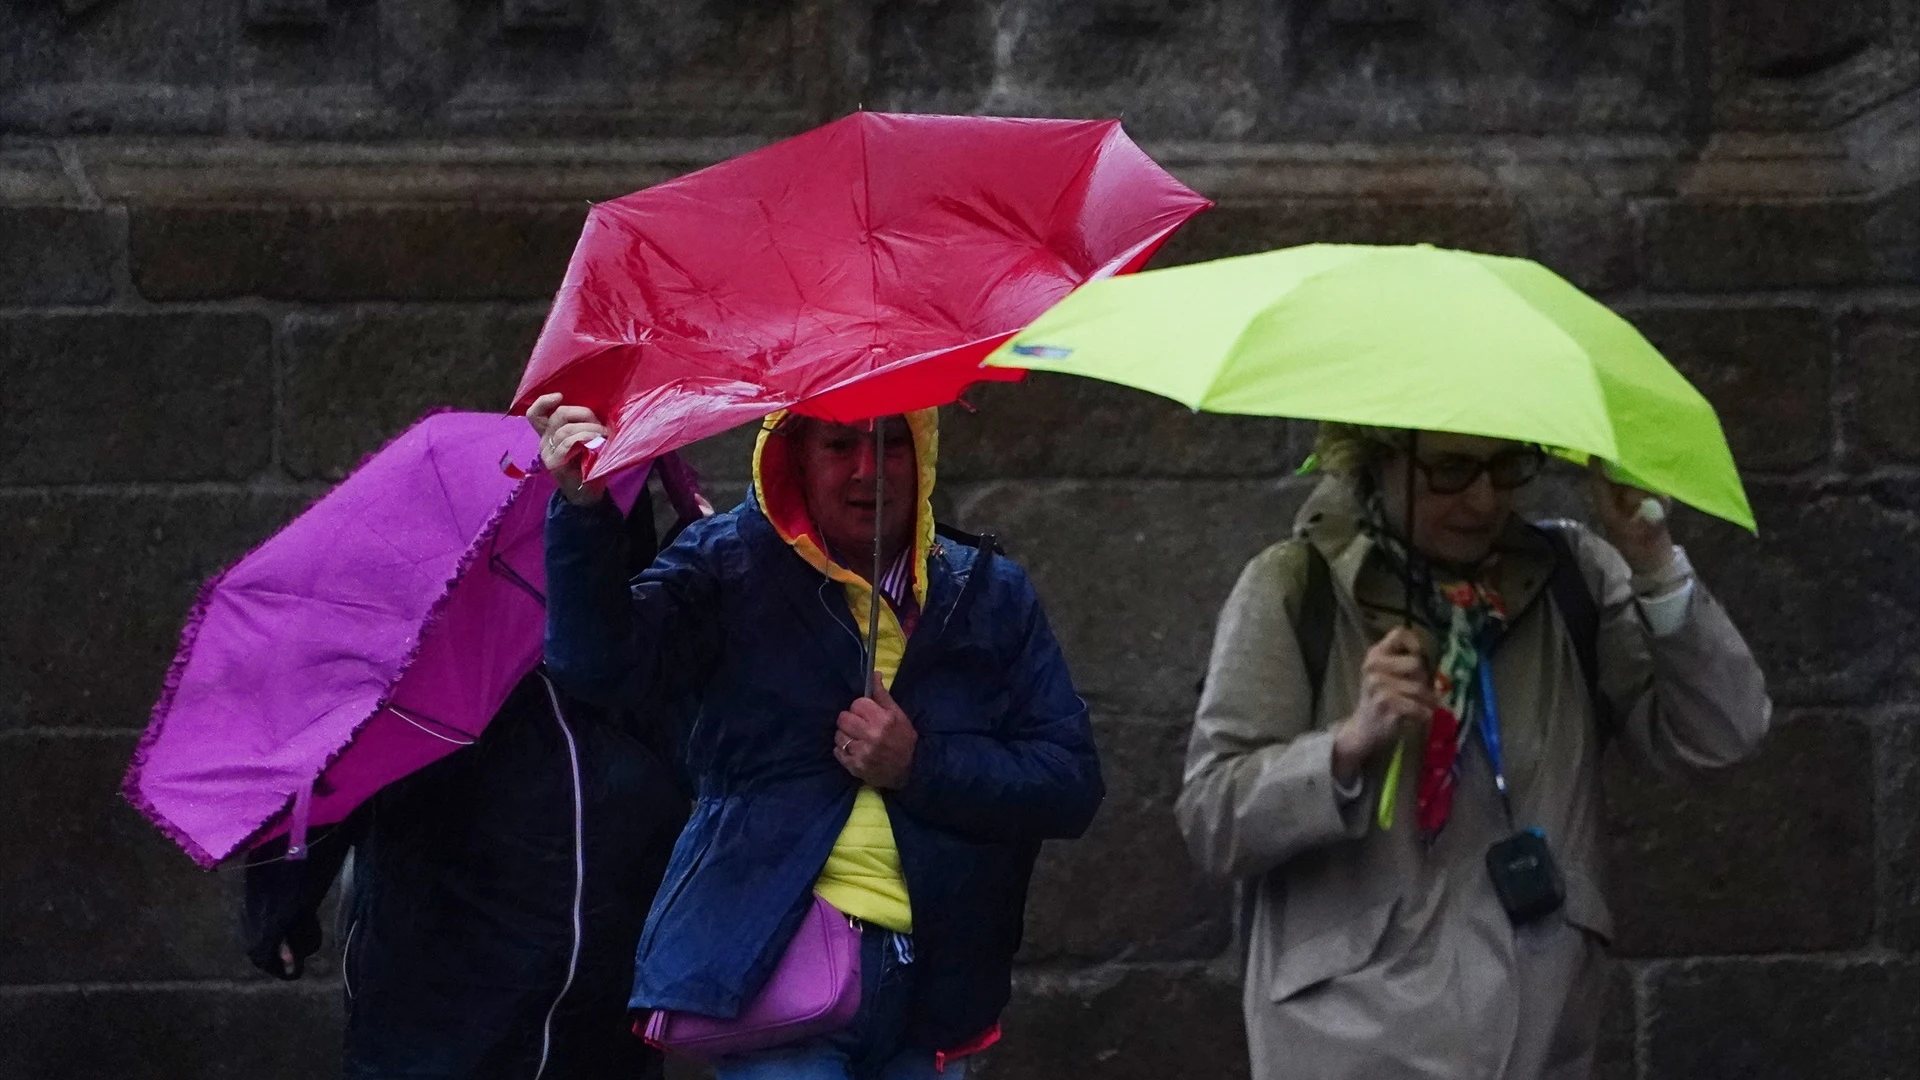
[1484,827,1565,925]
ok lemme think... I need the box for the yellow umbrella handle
[1376,739,1404,831]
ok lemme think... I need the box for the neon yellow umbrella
[985,243,1754,531]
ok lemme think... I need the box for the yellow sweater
[813,588,913,932]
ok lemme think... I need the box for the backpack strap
[1533,523,1612,740]
[1195,539,1336,705]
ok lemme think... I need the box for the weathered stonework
[4,2,1917,1077]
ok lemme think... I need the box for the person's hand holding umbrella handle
[835,673,920,790]
[1331,628,1437,787]
[527,393,610,507]
[1588,461,1678,578]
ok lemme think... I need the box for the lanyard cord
[1475,658,1515,831]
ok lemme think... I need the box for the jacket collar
[735,492,969,694]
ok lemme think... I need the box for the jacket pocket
[1266,896,1398,1003]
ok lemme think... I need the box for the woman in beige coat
[1176,425,1771,1080]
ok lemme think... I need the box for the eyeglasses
[1412,446,1545,495]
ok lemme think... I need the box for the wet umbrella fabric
[123,411,652,867]
[509,110,1211,483]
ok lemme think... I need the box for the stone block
[869,0,992,107]
[1642,198,1889,290]
[280,309,545,479]
[938,374,1302,482]
[1842,306,1920,463]
[1274,0,1687,136]
[1708,0,1913,129]
[0,313,273,484]
[1605,713,1875,957]
[1593,961,1637,1080]
[437,0,830,138]
[871,0,1270,138]
[0,207,117,305]
[1622,305,1832,473]
[1022,717,1229,964]
[0,491,309,730]
[1645,958,1920,1080]
[950,479,1311,716]
[0,144,79,202]
[1675,489,1920,706]
[0,0,231,135]
[0,732,259,982]
[1522,199,1639,296]
[1151,199,1526,269]
[128,204,587,301]
[1724,0,1881,79]
[979,964,1247,1080]
[244,0,332,29]
[231,0,386,140]
[1879,711,1920,952]
[2,0,229,83]
[0,983,343,1080]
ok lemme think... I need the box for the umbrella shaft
[865,421,886,688]
[1403,430,1417,630]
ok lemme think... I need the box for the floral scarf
[1361,495,1508,841]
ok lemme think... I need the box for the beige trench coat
[1176,480,1771,1080]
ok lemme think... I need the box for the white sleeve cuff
[1633,546,1695,638]
[1331,770,1364,804]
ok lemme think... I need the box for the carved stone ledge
[0,131,1875,209]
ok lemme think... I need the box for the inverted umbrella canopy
[122,411,650,867]
[511,110,1211,479]
[987,243,1755,531]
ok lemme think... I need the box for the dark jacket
[542,482,1103,1051]
[245,488,692,1080]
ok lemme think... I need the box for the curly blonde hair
[1312,423,1410,478]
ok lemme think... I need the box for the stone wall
[4,2,1919,1077]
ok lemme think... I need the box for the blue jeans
[713,925,970,1080]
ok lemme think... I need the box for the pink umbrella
[121,411,661,867]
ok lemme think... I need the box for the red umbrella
[510,111,1210,479]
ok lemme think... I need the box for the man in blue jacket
[530,395,1103,1080]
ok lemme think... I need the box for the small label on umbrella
[1011,344,1073,359]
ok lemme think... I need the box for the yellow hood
[751,410,939,683]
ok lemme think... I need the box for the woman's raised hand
[526,393,610,506]
[1587,461,1676,577]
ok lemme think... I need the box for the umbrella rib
[860,115,883,363]
[1189,291,1278,413]
[1452,252,1620,460]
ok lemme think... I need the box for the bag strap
[1533,524,1612,740]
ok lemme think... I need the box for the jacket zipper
[532,674,587,1080]
[341,917,359,1002]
